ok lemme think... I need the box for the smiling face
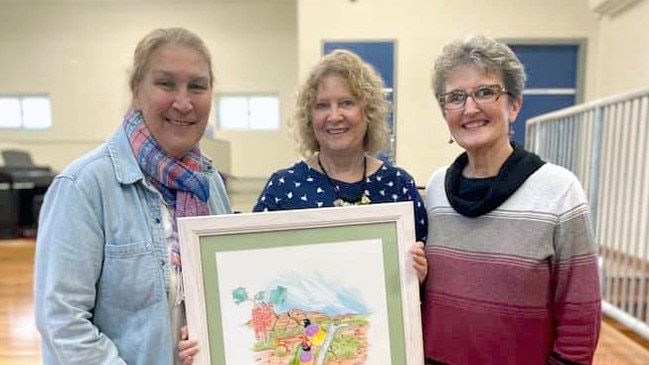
[443,64,522,154]
[310,74,367,156]
[132,44,212,158]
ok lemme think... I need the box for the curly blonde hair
[292,49,390,158]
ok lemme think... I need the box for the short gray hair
[432,34,526,104]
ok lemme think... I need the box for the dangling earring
[448,135,454,144]
[508,123,515,137]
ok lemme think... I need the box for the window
[0,95,52,130]
[216,94,280,131]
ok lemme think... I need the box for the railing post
[589,106,604,231]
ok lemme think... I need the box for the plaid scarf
[123,109,210,271]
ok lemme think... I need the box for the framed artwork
[178,202,424,365]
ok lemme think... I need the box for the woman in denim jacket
[33,28,231,365]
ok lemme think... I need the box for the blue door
[508,43,583,146]
[322,41,396,163]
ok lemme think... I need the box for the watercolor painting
[216,239,392,365]
[178,203,424,365]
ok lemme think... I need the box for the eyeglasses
[438,84,511,110]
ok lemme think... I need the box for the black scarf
[444,143,545,217]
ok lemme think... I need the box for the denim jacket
[34,126,232,365]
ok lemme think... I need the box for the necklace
[317,154,372,207]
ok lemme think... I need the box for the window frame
[215,93,280,131]
[0,94,52,130]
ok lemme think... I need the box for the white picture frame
[178,202,424,365]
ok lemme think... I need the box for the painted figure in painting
[252,49,428,283]
[422,34,601,365]
[33,28,231,365]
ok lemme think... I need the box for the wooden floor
[2,239,649,365]
[0,239,40,365]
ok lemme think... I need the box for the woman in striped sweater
[422,34,601,365]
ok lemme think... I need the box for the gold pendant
[360,195,371,205]
[333,195,372,207]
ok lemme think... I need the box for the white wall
[591,0,649,97]
[1,0,647,184]
[0,0,298,176]
[298,0,601,184]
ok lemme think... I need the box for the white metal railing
[526,86,649,341]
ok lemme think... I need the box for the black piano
[0,150,56,238]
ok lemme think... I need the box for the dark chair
[1,149,35,168]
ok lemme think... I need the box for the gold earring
[448,136,454,144]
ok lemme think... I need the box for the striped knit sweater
[422,163,602,365]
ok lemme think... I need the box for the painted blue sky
[264,271,370,316]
